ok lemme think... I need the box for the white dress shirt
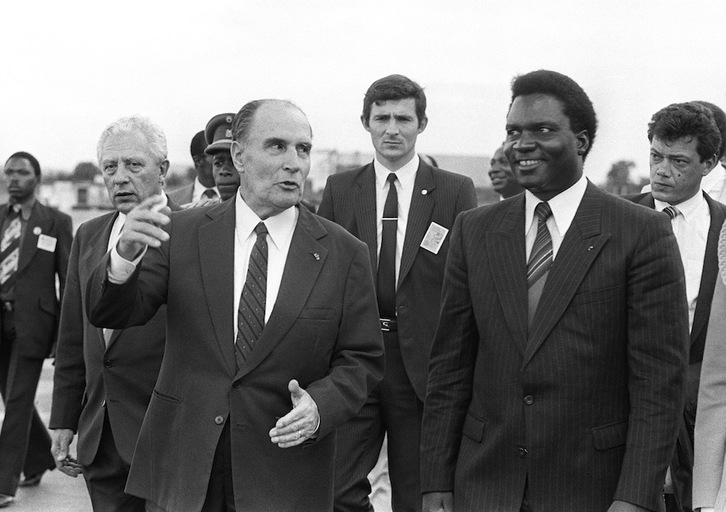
[374,154,419,287]
[232,194,297,338]
[191,178,219,204]
[654,192,710,332]
[524,174,588,261]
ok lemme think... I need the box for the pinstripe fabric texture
[421,182,689,512]
[526,201,553,288]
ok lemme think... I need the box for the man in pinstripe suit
[420,70,689,512]
[318,74,476,512]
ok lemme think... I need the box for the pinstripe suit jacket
[421,182,689,511]
[317,160,476,399]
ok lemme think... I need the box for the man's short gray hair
[97,116,168,163]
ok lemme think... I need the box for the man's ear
[418,116,428,134]
[575,130,590,156]
[159,160,170,178]
[231,141,244,171]
[361,115,371,133]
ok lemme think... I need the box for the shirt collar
[525,174,588,233]
[192,177,218,197]
[374,154,419,190]
[9,196,36,221]
[234,193,297,251]
[654,190,707,220]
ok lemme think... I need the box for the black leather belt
[380,318,397,332]
[1,301,14,312]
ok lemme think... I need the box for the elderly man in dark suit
[50,116,180,511]
[421,70,689,512]
[318,74,476,512]
[0,152,72,508]
[627,102,724,512]
[85,99,384,512]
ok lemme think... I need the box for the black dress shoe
[18,471,44,487]
[0,494,14,508]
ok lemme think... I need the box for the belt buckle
[2,301,13,312]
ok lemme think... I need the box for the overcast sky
[1,0,724,184]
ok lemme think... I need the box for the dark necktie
[527,202,553,326]
[0,205,22,293]
[663,205,679,220]
[203,189,218,200]
[235,222,268,367]
[377,173,398,318]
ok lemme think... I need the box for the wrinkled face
[3,157,38,202]
[212,150,240,201]
[231,102,312,219]
[192,153,215,187]
[650,135,714,205]
[488,147,521,198]
[363,98,427,171]
[504,93,588,201]
[99,131,168,214]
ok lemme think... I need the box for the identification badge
[420,222,449,254]
[37,234,57,253]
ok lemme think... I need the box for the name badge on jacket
[37,233,57,253]
[420,222,448,254]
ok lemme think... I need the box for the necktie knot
[254,222,268,237]
[387,173,397,185]
[202,189,218,199]
[534,201,552,222]
[663,205,679,220]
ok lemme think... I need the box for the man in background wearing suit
[318,74,477,512]
[421,70,689,512]
[489,143,524,199]
[627,102,724,512]
[168,130,218,207]
[50,117,179,511]
[0,152,72,508]
[86,99,384,512]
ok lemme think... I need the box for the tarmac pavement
[1,360,393,512]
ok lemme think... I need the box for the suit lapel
[16,202,47,276]
[398,162,435,287]
[489,195,528,354]
[524,184,610,366]
[690,194,725,345]
[86,214,121,350]
[353,164,378,279]
[200,201,237,375]
[234,208,328,380]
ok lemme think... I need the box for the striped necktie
[663,205,679,220]
[235,222,268,367]
[527,202,553,326]
[0,205,22,292]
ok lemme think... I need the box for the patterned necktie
[377,173,398,318]
[527,202,553,326]
[663,205,679,220]
[235,222,268,367]
[0,205,22,292]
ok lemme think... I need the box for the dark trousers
[0,309,55,496]
[335,330,423,512]
[145,421,235,512]
[83,412,145,512]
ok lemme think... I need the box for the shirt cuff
[108,243,147,284]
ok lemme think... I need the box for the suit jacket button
[214,416,225,425]
[517,447,528,457]
[232,381,241,389]
[103,359,113,368]
[523,395,534,405]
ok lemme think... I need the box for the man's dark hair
[693,101,726,160]
[647,102,722,163]
[362,74,427,127]
[232,99,310,146]
[509,70,598,160]
[6,151,41,177]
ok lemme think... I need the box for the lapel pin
[587,245,594,251]
[33,227,42,235]
[313,252,320,261]
[421,190,428,196]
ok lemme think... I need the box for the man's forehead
[101,132,154,158]
[371,98,417,114]
[4,157,32,170]
[651,134,698,153]
[250,102,312,140]
[507,93,567,121]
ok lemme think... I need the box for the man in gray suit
[421,70,688,512]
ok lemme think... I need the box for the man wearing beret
[169,130,218,207]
